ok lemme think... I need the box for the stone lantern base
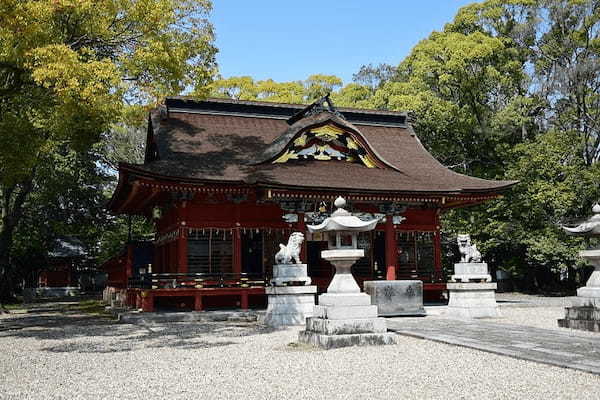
[558,250,600,332]
[298,292,397,349]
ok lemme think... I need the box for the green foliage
[208,74,348,105]
[0,0,216,300]
[367,0,600,290]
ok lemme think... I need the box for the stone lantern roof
[307,197,378,233]
[563,204,600,236]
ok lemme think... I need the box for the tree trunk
[0,178,34,304]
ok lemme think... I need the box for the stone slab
[564,306,600,320]
[363,280,426,316]
[271,264,311,286]
[263,288,316,328]
[450,274,492,283]
[447,283,498,318]
[305,317,387,335]
[576,287,600,299]
[454,262,489,275]
[298,330,397,349]
[117,310,262,324]
[558,317,600,332]
[387,317,600,376]
[265,285,317,295]
[571,296,600,307]
[266,294,316,305]
[23,287,81,298]
[262,311,311,327]
[317,293,372,307]
[313,305,378,320]
[447,282,497,290]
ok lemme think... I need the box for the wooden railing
[128,272,267,290]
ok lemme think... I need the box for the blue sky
[212,0,476,84]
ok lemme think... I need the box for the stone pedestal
[451,262,492,283]
[298,250,397,349]
[364,280,426,316]
[263,263,315,328]
[558,249,600,332]
[447,282,499,318]
[263,286,317,327]
[270,264,311,286]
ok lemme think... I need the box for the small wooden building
[39,236,87,288]
[108,97,515,311]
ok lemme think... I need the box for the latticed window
[396,231,435,278]
[352,231,374,276]
[187,229,232,274]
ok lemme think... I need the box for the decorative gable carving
[272,124,381,168]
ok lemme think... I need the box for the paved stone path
[387,317,600,375]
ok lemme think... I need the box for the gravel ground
[1,295,600,400]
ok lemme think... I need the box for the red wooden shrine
[107,97,515,312]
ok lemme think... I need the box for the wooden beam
[117,181,141,213]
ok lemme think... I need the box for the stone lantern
[559,204,600,331]
[298,196,397,349]
[308,196,377,295]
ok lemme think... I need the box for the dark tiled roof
[48,237,87,259]
[123,98,516,194]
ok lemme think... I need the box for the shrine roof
[110,97,516,212]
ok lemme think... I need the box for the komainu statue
[275,232,304,265]
[457,234,482,263]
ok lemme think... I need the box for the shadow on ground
[0,304,276,354]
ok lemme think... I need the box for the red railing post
[385,215,397,280]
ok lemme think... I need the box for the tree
[209,74,345,104]
[376,0,600,291]
[0,0,217,301]
[371,29,528,177]
[352,63,396,91]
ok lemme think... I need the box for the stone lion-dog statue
[275,232,304,265]
[457,234,482,263]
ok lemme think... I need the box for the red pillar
[385,215,397,280]
[141,291,154,312]
[240,292,249,309]
[233,228,242,276]
[297,212,307,261]
[178,227,188,273]
[433,210,442,281]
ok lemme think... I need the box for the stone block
[564,306,600,320]
[446,282,499,319]
[312,305,378,320]
[317,293,372,307]
[576,287,600,299]
[266,286,317,295]
[558,317,600,332]
[571,296,600,308]
[263,285,317,328]
[271,264,311,286]
[298,330,397,349]
[450,263,492,282]
[454,263,489,275]
[446,282,497,291]
[266,294,316,305]
[264,313,309,327]
[305,317,387,335]
[363,280,426,317]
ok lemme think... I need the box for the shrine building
[106,96,515,312]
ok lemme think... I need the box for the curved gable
[256,113,399,171]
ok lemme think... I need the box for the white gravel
[1,298,600,400]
